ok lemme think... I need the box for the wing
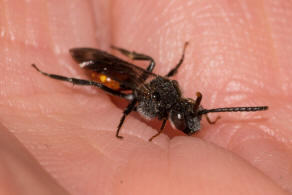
[69,48,157,90]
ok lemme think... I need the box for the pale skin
[0,1,291,195]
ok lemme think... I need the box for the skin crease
[0,0,291,194]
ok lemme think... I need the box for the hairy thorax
[135,76,182,120]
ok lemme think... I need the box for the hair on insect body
[32,42,268,141]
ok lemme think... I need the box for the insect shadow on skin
[31,42,268,141]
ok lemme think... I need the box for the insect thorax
[135,76,182,120]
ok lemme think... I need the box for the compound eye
[152,92,160,101]
[170,112,187,131]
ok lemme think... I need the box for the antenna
[198,106,268,115]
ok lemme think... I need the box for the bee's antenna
[198,106,268,115]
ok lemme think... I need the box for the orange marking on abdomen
[91,72,120,90]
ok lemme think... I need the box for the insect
[32,42,268,141]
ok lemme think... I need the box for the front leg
[205,115,221,124]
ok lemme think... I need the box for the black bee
[32,42,268,141]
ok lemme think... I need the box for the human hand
[0,1,291,194]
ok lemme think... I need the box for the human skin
[0,0,291,194]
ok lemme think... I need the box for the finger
[0,124,69,195]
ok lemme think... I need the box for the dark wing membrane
[69,48,156,90]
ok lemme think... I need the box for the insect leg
[32,64,132,100]
[116,99,137,139]
[194,91,221,125]
[148,119,167,141]
[111,45,155,72]
[205,115,221,124]
[165,42,189,77]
